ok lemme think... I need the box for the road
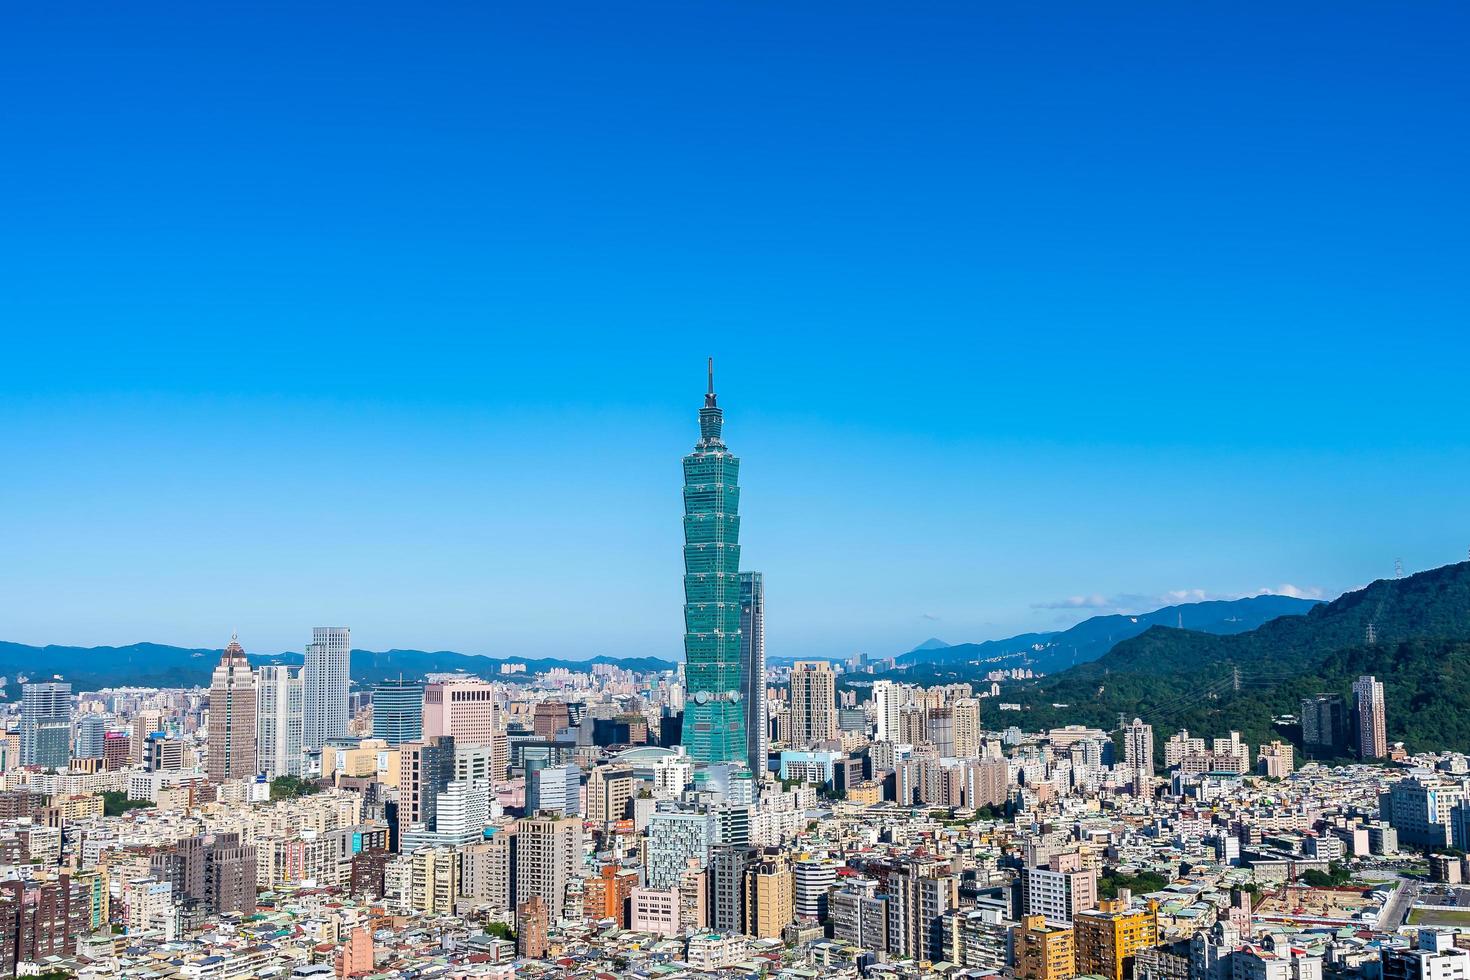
[1379,880,1420,931]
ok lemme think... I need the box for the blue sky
[2,3,1467,660]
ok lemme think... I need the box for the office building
[740,571,767,773]
[681,361,747,764]
[586,764,636,825]
[423,676,498,745]
[206,637,258,782]
[1301,694,1348,757]
[303,626,351,750]
[529,763,581,817]
[1355,674,1388,760]
[256,664,304,779]
[953,699,982,759]
[790,661,838,748]
[372,677,424,746]
[20,681,71,769]
[397,736,456,843]
[73,714,105,760]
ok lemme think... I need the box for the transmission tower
[1395,558,1404,579]
[1366,622,1377,645]
[1232,664,1241,692]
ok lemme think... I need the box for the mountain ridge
[896,593,1321,672]
[0,641,677,694]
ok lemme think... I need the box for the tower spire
[705,357,717,407]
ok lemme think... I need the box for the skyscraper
[20,681,72,769]
[681,361,746,764]
[1353,674,1388,760]
[373,677,425,746]
[206,636,258,782]
[256,664,304,778]
[739,571,767,774]
[303,626,350,750]
[789,661,838,748]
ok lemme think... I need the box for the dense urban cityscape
[2,375,1469,980]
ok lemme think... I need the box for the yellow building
[744,853,794,939]
[410,847,461,915]
[323,738,400,787]
[1074,899,1158,980]
[1014,913,1075,980]
[847,780,884,806]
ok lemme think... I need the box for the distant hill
[897,594,1320,672]
[1004,562,1470,755]
[0,641,677,696]
[910,638,952,652]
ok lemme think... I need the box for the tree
[269,776,323,801]
[99,791,154,817]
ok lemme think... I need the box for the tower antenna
[1395,558,1403,579]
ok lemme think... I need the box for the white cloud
[1254,583,1327,600]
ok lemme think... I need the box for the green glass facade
[681,364,746,764]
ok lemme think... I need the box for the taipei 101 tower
[680,360,747,764]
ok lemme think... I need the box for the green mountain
[0,641,676,696]
[1004,562,1470,755]
[897,594,1320,672]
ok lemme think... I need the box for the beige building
[789,662,837,748]
[744,852,794,939]
[953,699,982,759]
[207,637,257,783]
[516,813,583,921]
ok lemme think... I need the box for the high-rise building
[372,678,424,746]
[708,844,756,935]
[953,699,982,759]
[529,764,581,817]
[886,862,959,962]
[681,361,747,764]
[20,681,72,769]
[0,876,88,974]
[586,764,636,825]
[740,571,767,774]
[72,715,105,760]
[515,813,583,922]
[397,736,456,844]
[1123,718,1154,785]
[1021,864,1098,928]
[1301,693,1348,757]
[423,677,498,745]
[206,638,257,782]
[648,809,716,890]
[744,851,794,939]
[789,661,837,748]
[256,665,304,779]
[303,626,351,750]
[1354,675,1388,760]
[872,680,902,743]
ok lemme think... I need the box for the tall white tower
[303,626,350,750]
